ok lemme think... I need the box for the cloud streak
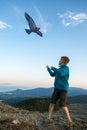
[0,21,11,30]
[57,11,87,27]
[33,5,51,33]
[12,5,23,18]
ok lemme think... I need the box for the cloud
[0,83,12,86]
[57,11,87,27]
[0,21,11,30]
[33,5,51,33]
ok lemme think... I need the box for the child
[46,56,72,125]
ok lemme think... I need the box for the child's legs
[48,103,55,119]
[59,90,72,122]
[62,106,72,122]
[48,88,60,119]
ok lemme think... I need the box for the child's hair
[61,56,70,64]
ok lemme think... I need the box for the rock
[12,119,20,125]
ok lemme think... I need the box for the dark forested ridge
[14,95,87,112]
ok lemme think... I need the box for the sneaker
[67,121,73,127]
[45,116,50,122]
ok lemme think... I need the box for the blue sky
[0,0,87,89]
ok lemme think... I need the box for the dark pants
[50,88,68,107]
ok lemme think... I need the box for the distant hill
[68,87,87,96]
[0,87,87,104]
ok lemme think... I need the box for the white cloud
[33,5,51,33]
[62,19,71,27]
[57,11,87,27]
[0,21,11,30]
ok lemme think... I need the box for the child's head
[59,56,70,66]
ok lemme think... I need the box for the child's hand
[46,65,49,69]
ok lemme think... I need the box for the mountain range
[0,87,87,104]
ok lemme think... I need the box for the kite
[24,12,43,37]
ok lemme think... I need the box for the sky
[0,0,87,90]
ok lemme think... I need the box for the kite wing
[24,12,36,29]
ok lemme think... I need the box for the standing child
[46,56,72,125]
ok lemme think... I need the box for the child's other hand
[50,66,53,69]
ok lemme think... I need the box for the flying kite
[24,12,43,37]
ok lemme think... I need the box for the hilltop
[0,103,87,130]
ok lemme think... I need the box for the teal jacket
[47,65,69,91]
